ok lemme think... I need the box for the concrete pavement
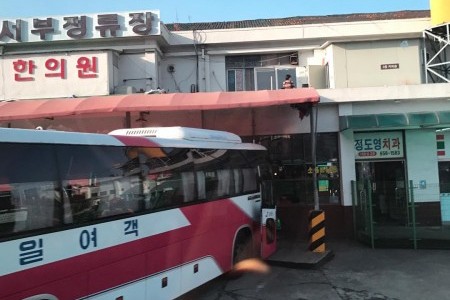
[266,238,334,269]
[180,238,450,300]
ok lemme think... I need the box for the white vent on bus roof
[109,127,242,143]
[119,128,159,136]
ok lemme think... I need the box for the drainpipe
[309,103,326,253]
[310,103,319,210]
[292,102,325,252]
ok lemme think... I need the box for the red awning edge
[0,88,319,121]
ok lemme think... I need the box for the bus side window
[205,171,218,200]
[151,188,175,209]
[233,169,243,195]
[61,187,73,224]
[57,145,147,223]
[0,143,60,236]
[181,172,195,203]
[242,168,258,192]
[100,196,133,217]
[0,186,19,234]
[196,171,206,200]
[0,183,63,235]
[24,184,62,230]
[143,178,156,209]
[217,169,232,197]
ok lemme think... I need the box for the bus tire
[233,228,253,266]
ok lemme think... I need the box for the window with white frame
[226,54,297,91]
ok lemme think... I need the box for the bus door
[260,180,277,258]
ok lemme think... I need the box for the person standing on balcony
[282,74,295,89]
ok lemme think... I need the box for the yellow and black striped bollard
[308,210,326,252]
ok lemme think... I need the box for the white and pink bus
[0,126,276,300]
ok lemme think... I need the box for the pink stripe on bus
[112,135,162,147]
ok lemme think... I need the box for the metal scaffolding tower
[424,22,450,83]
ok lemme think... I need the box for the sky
[0,0,430,23]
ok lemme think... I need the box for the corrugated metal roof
[0,88,320,121]
[166,10,430,31]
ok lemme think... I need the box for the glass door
[255,67,297,90]
[255,68,276,90]
[355,161,407,226]
[276,68,296,89]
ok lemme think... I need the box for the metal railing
[352,180,450,249]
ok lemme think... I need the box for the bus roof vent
[109,127,242,143]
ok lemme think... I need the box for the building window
[244,133,340,205]
[226,54,297,92]
[227,69,255,91]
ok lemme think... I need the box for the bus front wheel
[232,229,253,266]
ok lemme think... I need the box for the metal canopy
[340,111,450,130]
[0,88,320,122]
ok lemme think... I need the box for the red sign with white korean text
[1,52,109,100]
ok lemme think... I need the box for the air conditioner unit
[114,85,137,95]
[289,54,298,65]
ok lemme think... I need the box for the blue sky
[0,0,430,23]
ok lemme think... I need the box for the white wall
[332,39,422,88]
[168,18,430,46]
[329,44,347,89]
[159,53,228,93]
[318,83,450,105]
[159,56,197,93]
[323,45,336,89]
[209,55,226,92]
[111,52,120,93]
[339,130,357,206]
[118,52,157,93]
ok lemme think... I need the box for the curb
[266,250,335,269]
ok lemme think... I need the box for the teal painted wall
[405,129,440,203]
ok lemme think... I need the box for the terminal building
[1,2,450,247]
